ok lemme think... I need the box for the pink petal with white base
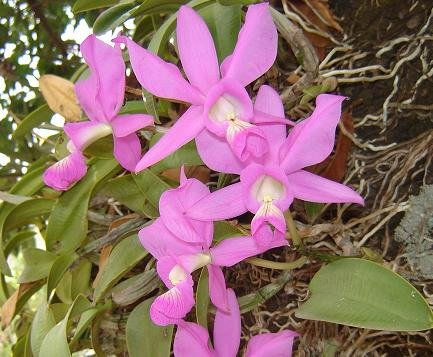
[228,124,268,161]
[213,289,241,357]
[207,264,229,312]
[224,3,277,86]
[64,121,112,151]
[43,151,87,191]
[195,129,245,175]
[287,170,364,205]
[210,236,262,267]
[251,206,286,237]
[150,279,195,326]
[245,330,299,357]
[114,36,204,105]
[177,6,220,93]
[135,105,205,172]
[174,321,215,357]
[76,35,125,122]
[113,133,141,171]
[110,114,153,137]
[280,94,345,173]
[187,182,247,221]
[139,218,198,259]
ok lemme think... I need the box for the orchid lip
[169,253,212,285]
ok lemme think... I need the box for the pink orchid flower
[139,171,286,325]
[187,86,364,243]
[174,288,298,357]
[115,3,292,173]
[43,35,153,191]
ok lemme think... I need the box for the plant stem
[285,210,302,247]
[246,256,308,270]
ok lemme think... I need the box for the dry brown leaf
[309,0,343,32]
[108,214,139,231]
[92,245,113,289]
[39,74,82,122]
[286,72,301,84]
[0,282,35,328]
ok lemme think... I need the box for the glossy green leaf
[150,134,203,173]
[39,295,92,357]
[4,231,36,258]
[213,221,243,243]
[4,198,54,232]
[200,2,241,62]
[93,234,148,302]
[83,135,114,158]
[103,175,146,214]
[126,297,174,357]
[132,0,185,17]
[30,301,56,356]
[56,259,92,304]
[47,252,79,300]
[296,258,433,331]
[12,104,54,139]
[46,158,119,253]
[69,307,102,349]
[195,267,209,328]
[0,165,46,275]
[93,2,139,35]
[119,100,148,114]
[73,0,120,13]
[18,248,56,283]
[133,169,171,212]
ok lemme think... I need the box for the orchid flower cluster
[43,3,364,355]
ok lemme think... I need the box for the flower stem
[245,256,308,270]
[285,210,302,247]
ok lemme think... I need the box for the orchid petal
[195,129,245,174]
[228,125,268,162]
[213,289,241,357]
[224,3,277,86]
[43,151,87,191]
[113,133,142,171]
[150,279,195,326]
[76,35,125,122]
[135,106,205,172]
[156,256,180,289]
[160,177,213,245]
[287,170,364,205]
[280,94,345,173]
[220,54,232,78]
[64,121,112,152]
[252,224,288,250]
[177,6,220,93]
[187,183,247,221]
[174,321,215,357]
[207,265,228,312]
[253,86,287,152]
[110,114,153,137]
[251,204,286,237]
[245,330,299,357]
[114,36,204,105]
[138,218,199,259]
[210,236,262,267]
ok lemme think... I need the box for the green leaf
[4,231,36,258]
[69,306,104,348]
[47,252,79,300]
[133,169,171,213]
[132,0,186,17]
[93,2,140,35]
[119,100,148,114]
[18,248,56,283]
[213,221,243,243]
[46,159,119,252]
[12,104,54,139]
[39,295,92,357]
[217,0,258,4]
[126,297,174,357]
[0,191,31,204]
[93,234,148,302]
[56,259,92,304]
[30,301,56,357]
[296,258,433,331]
[84,135,114,159]
[304,201,324,222]
[103,175,147,214]
[73,0,120,13]
[150,134,203,173]
[238,271,291,313]
[199,2,241,62]
[4,198,54,232]
[195,267,209,328]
